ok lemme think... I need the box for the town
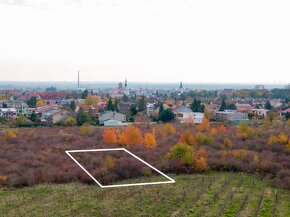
[0,79,289,127]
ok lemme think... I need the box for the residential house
[174,106,204,124]
[42,110,69,124]
[12,101,29,116]
[235,102,254,112]
[250,108,269,117]
[270,99,283,108]
[146,103,159,116]
[280,107,290,118]
[215,110,249,123]
[0,108,17,119]
[104,119,129,127]
[99,111,126,125]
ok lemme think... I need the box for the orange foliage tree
[194,148,209,171]
[118,125,143,145]
[216,124,227,134]
[36,99,45,107]
[179,130,195,145]
[103,128,118,144]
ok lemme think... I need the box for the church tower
[179,82,184,93]
[124,79,129,95]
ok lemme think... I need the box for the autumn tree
[216,124,227,134]
[103,128,118,144]
[262,116,271,129]
[223,137,233,150]
[65,117,76,127]
[118,125,143,145]
[166,143,208,172]
[210,128,217,136]
[159,123,176,139]
[80,124,94,136]
[237,121,254,140]
[144,130,157,148]
[85,95,101,105]
[3,129,17,141]
[184,117,195,126]
[36,99,45,107]
[179,130,195,145]
[197,117,210,132]
[194,148,209,171]
[16,115,28,127]
[166,143,194,173]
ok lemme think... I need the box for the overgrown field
[1,125,290,189]
[1,173,289,217]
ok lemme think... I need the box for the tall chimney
[78,70,80,88]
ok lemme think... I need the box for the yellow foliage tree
[159,123,176,139]
[277,133,289,144]
[3,129,17,141]
[85,95,101,105]
[210,128,217,136]
[197,117,210,132]
[65,117,76,127]
[223,137,232,150]
[144,131,157,148]
[237,121,254,140]
[36,99,45,107]
[268,135,278,145]
[262,116,271,129]
[79,124,94,136]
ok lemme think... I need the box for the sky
[0,0,289,84]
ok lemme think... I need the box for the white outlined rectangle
[65,148,175,188]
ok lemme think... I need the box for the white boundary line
[65,148,176,188]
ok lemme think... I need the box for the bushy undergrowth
[0,123,289,189]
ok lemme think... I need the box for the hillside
[1,173,289,217]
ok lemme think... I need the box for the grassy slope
[0,172,289,217]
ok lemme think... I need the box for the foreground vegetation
[1,121,290,189]
[1,173,289,217]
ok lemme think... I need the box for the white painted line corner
[65,148,175,188]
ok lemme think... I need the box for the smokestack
[78,70,80,88]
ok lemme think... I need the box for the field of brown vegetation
[0,121,289,189]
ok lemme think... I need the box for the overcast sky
[0,0,289,83]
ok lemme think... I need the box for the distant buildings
[146,103,159,116]
[235,102,254,112]
[0,108,17,119]
[280,107,290,118]
[215,110,248,123]
[46,86,57,92]
[99,111,126,125]
[124,79,129,96]
[255,84,265,90]
[174,106,204,124]
[250,108,269,117]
